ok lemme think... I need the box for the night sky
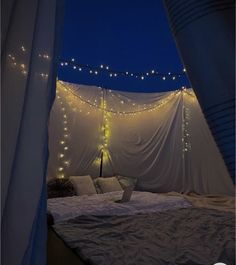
[58,0,190,92]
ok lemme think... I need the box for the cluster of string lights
[93,93,112,168]
[56,89,71,178]
[182,96,192,155]
[7,45,188,84]
[55,81,195,178]
[60,58,187,81]
[7,45,51,79]
[58,81,181,116]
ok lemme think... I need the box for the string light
[8,47,51,78]
[55,89,72,178]
[55,81,194,177]
[182,91,191,155]
[58,81,180,116]
[93,89,111,167]
[59,59,187,81]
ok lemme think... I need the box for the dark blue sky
[58,0,190,92]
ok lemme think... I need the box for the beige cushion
[97,177,123,193]
[69,175,97,195]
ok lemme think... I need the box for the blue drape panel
[1,0,64,264]
[163,0,235,181]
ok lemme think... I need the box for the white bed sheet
[48,191,191,224]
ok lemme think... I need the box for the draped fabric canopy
[47,81,234,196]
[2,1,64,265]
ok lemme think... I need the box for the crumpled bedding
[53,207,235,265]
[47,191,191,223]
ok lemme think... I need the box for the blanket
[53,207,235,265]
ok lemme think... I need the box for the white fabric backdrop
[1,1,64,265]
[47,81,234,196]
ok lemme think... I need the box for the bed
[47,190,235,265]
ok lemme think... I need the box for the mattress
[47,191,191,223]
[48,192,235,265]
[53,207,235,265]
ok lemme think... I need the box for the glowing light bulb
[79,68,82,71]
[183,68,186,72]
[59,153,64,158]
[89,70,93,74]
[64,146,68,150]
[60,141,65,145]
[151,70,155,74]
[172,76,176,80]
[162,76,166,80]
[106,66,109,70]
[73,66,76,69]
[95,71,98,75]
[61,62,64,66]
[71,58,75,62]
[58,167,63,171]
[141,76,144,80]
[100,65,104,68]
[120,100,124,104]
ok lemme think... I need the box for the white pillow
[69,175,97,196]
[97,177,123,193]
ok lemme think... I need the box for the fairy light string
[7,45,188,85]
[60,58,187,81]
[58,81,181,115]
[56,82,193,177]
[56,88,71,178]
[181,89,192,179]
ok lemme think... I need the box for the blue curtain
[1,0,65,264]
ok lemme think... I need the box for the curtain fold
[47,81,234,196]
[1,1,64,265]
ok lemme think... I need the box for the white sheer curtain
[1,0,64,265]
[47,81,234,196]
